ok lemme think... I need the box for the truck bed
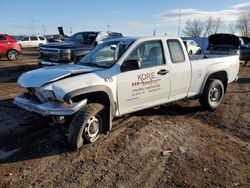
[187,54,239,97]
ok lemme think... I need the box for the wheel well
[7,49,19,54]
[72,91,110,106]
[71,91,112,131]
[206,71,228,93]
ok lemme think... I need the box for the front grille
[40,47,60,61]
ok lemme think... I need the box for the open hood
[208,34,240,50]
[18,64,103,88]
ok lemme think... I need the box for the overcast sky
[0,0,249,36]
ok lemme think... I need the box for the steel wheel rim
[84,115,101,142]
[209,86,221,102]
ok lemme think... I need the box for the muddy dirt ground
[0,52,249,188]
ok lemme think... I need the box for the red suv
[0,34,22,61]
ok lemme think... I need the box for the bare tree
[203,17,213,37]
[182,17,223,37]
[236,12,250,37]
[214,17,223,34]
[228,23,237,35]
[203,16,223,37]
[182,19,204,37]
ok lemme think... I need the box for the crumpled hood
[18,64,103,88]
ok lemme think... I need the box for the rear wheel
[200,79,225,111]
[7,49,19,61]
[68,103,106,150]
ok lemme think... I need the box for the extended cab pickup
[14,36,239,150]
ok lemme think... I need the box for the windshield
[80,39,134,68]
[66,32,97,44]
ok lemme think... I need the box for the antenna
[178,9,181,37]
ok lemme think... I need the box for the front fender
[63,85,116,116]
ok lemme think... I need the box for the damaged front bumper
[14,95,87,116]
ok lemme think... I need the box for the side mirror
[121,60,141,72]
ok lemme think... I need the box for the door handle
[157,69,169,75]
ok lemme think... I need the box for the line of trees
[182,12,250,37]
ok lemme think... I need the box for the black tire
[68,103,106,150]
[200,79,225,111]
[7,49,19,61]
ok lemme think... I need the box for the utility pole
[153,29,156,36]
[178,9,181,37]
[107,24,110,32]
[42,25,46,35]
[70,26,72,35]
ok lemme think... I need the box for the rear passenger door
[30,36,39,47]
[167,39,191,100]
[117,40,171,115]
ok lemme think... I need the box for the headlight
[60,49,71,60]
[40,90,56,101]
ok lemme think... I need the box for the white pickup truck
[14,36,239,150]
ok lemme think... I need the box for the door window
[167,40,185,63]
[30,36,38,41]
[22,37,29,41]
[126,40,165,68]
[39,36,45,41]
[0,36,6,41]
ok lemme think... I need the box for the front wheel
[68,103,106,150]
[7,49,19,61]
[200,79,225,111]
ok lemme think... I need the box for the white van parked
[18,35,47,48]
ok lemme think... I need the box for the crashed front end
[14,87,87,117]
[13,65,98,118]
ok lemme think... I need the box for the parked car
[183,39,201,54]
[44,34,68,43]
[206,33,240,55]
[18,35,47,48]
[39,31,123,66]
[14,36,239,150]
[239,36,250,66]
[0,34,22,61]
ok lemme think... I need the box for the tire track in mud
[56,115,189,187]
[192,92,250,142]
[17,116,141,187]
[50,116,146,187]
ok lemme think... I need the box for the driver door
[117,40,171,115]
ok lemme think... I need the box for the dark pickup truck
[239,36,250,66]
[39,31,123,66]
